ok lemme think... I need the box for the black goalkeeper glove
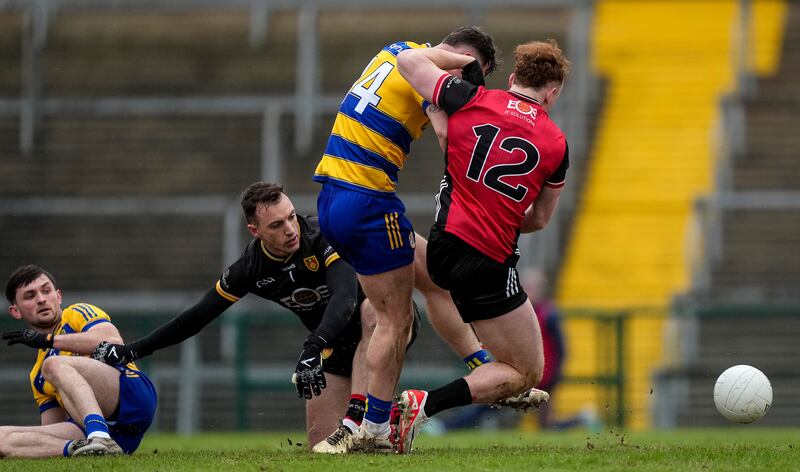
[92,341,138,365]
[461,59,485,87]
[291,333,327,400]
[2,330,54,349]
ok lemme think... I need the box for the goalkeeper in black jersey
[93,181,420,451]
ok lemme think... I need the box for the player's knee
[389,314,413,339]
[41,355,68,382]
[379,304,414,329]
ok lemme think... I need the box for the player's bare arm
[426,104,449,152]
[3,320,122,354]
[397,48,477,102]
[521,186,563,233]
[53,322,123,354]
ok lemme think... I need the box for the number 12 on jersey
[467,124,541,202]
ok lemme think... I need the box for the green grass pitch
[4,428,799,471]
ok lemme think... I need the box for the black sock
[423,378,472,417]
[345,395,367,424]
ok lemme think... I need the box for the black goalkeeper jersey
[215,215,365,332]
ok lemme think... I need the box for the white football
[713,364,772,423]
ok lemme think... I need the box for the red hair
[513,39,571,89]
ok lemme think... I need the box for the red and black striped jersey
[432,74,569,264]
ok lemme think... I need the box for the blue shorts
[317,184,415,275]
[107,366,158,454]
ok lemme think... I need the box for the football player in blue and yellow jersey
[313,26,498,451]
[1,265,156,457]
[315,40,437,196]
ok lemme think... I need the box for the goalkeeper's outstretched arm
[95,288,233,364]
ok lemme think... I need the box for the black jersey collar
[508,90,541,105]
[259,240,293,263]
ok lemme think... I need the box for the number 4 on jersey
[351,62,394,114]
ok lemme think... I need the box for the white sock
[342,418,359,434]
[363,418,390,438]
[87,431,111,440]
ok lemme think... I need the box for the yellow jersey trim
[324,253,340,267]
[215,281,240,302]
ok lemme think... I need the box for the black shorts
[427,225,528,323]
[321,300,422,378]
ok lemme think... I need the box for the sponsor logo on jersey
[303,255,320,272]
[507,100,538,117]
[506,100,538,126]
[282,263,296,272]
[256,277,276,288]
[221,269,231,289]
[279,285,330,310]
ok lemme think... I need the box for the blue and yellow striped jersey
[28,303,138,413]
[314,41,432,194]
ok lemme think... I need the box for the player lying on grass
[1,265,157,457]
[92,181,422,452]
[394,39,571,453]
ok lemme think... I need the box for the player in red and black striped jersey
[430,70,569,266]
[393,39,571,453]
[91,182,420,451]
